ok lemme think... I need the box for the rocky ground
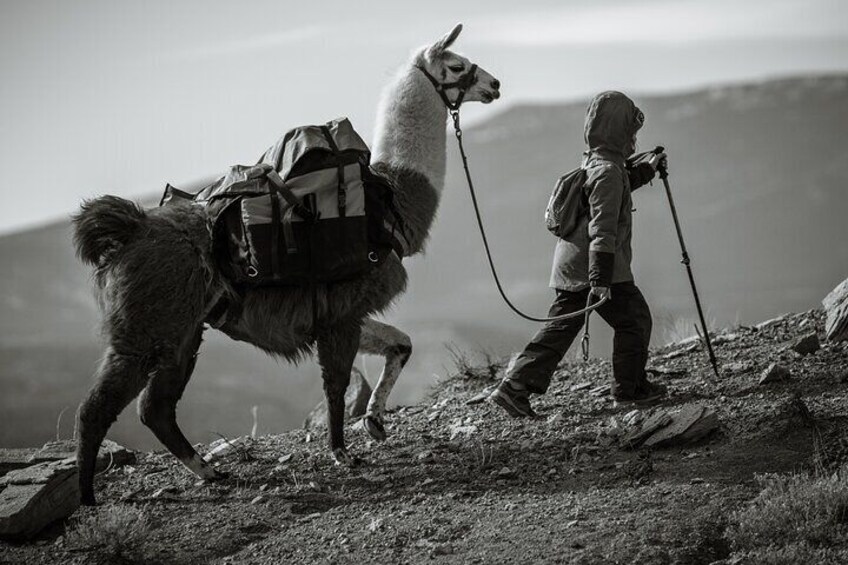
[3,309,848,564]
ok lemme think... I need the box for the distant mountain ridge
[2,74,847,448]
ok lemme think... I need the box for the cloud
[172,25,330,61]
[470,0,848,46]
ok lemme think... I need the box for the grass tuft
[727,468,848,561]
[66,505,154,564]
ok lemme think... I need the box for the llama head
[417,23,501,105]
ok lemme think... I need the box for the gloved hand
[647,152,668,172]
[589,285,611,302]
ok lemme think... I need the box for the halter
[415,63,479,111]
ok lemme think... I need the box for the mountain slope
[5,309,848,564]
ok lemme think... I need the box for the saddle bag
[161,117,407,287]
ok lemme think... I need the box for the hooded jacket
[550,91,654,291]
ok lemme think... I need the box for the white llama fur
[372,50,449,193]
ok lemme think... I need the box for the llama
[72,23,500,505]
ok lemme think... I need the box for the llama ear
[427,23,463,60]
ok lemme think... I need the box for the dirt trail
[3,310,847,564]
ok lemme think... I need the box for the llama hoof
[80,493,98,507]
[182,454,227,481]
[332,448,363,467]
[204,468,229,482]
[362,414,387,442]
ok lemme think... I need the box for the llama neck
[372,67,448,193]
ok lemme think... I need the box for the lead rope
[581,294,594,361]
[449,109,608,323]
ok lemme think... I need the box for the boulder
[0,440,133,539]
[823,279,848,342]
[304,367,372,429]
[759,363,791,385]
[792,333,820,356]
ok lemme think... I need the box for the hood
[583,91,644,158]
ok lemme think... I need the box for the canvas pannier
[161,117,407,287]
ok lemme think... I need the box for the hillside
[3,308,848,564]
[2,74,847,450]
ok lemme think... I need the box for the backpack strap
[320,125,347,217]
[265,170,315,222]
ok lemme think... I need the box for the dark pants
[507,281,652,397]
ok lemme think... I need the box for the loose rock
[759,363,791,385]
[722,361,753,374]
[792,333,820,356]
[466,388,494,405]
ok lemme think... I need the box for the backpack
[160,117,408,287]
[544,167,588,238]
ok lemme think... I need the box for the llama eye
[449,64,465,73]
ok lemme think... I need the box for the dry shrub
[727,469,848,562]
[66,505,154,564]
[445,343,504,383]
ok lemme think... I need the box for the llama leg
[76,348,153,506]
[316,321,362,466]
[137,326,221,481]
[358,318,412,442]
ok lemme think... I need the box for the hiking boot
[488,381,538,419]
[613,379,668,408]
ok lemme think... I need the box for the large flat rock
[0,440,133,539]
[643,405,719,448]
[0,460,78,539]
[28,439,134,467]
[621,411,673,448]
[0,448,39,477]
[623,404,719,449]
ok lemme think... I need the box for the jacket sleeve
[586,164,624,287]
[627,162,656,191]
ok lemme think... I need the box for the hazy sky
[1,0,846,233]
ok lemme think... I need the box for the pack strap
[265,170,315,222]
[320,125,347,217]
[201,287,230,329]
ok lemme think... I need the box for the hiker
[489,91,668,418]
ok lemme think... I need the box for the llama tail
[72,195,147,268]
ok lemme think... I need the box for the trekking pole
[653,147,721,380]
